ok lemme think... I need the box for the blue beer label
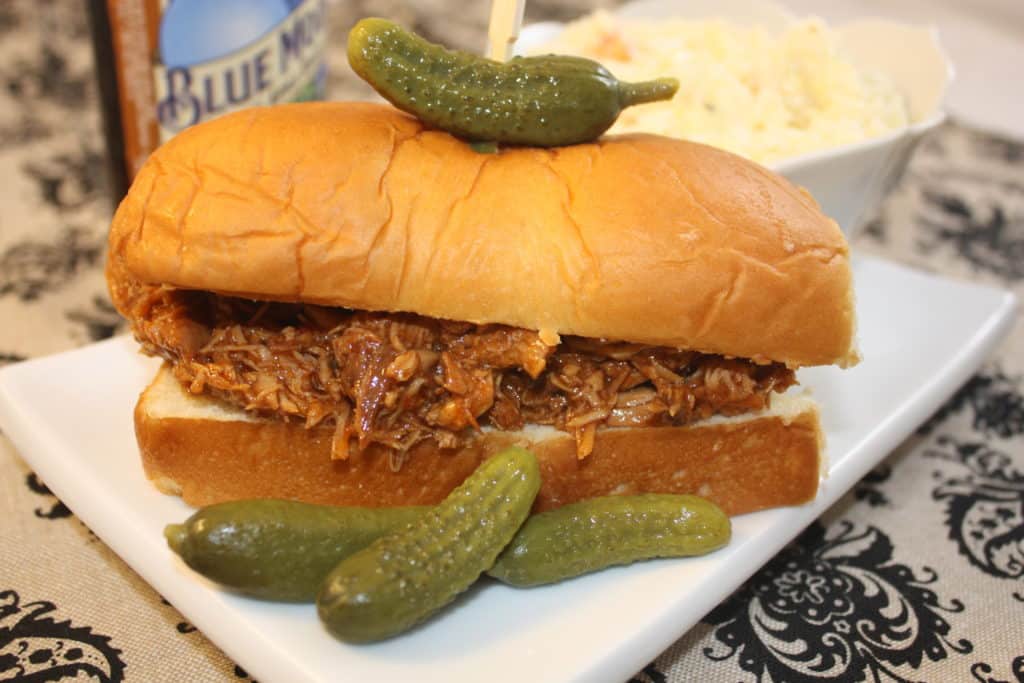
[154,0,327,140]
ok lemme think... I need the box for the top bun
[107,102,856,368]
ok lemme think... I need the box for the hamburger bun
[107,101,857,369]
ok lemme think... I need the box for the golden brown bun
[107,102,856,368]
[136,365,823,516]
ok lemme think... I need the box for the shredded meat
[127,284,795,461]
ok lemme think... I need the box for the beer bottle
[87,0,329,198]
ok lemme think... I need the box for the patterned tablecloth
[2,2,1022,681]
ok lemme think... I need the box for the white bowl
[516,0,953,237]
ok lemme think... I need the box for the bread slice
[136,366,824,516]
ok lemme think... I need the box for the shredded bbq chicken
[127,284,795,463]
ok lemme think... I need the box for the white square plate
[0,255,1015,683]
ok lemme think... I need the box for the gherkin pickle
[316,447,540,642]
[164,500,426,601]
[347,18,679,147]
[166,492,731,606]
[487,494,730,586]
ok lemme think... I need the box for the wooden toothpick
[487,0,526,62]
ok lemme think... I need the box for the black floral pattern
[702,521,972,682]
[233,664,258,681]
[23,145,105,211]
[927,437,1024,593]
[854,465,893,507]
[0,226,104,302]
[919,367,1024,439]
[0,352,27,366]
[971,133,1024,164]
[65,294,125,342]
[629,663,667,683]
[916,188,1024,282]
[0,113,50,149]
[158,598,198,636]
[24,473,71,520]
[0,4,18,36]
[0,589,125,682]
[861,216,888,242]
[2,44,90,111]
[970,656,1024,683]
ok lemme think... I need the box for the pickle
[487,494,730,587]
[347,18,678,147]
[317,447,540,642]
[164,500,425,601]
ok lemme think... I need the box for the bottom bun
[135,365,824,515]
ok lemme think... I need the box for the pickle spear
[165,493,730,604]
[488,494,730,586]
[316,447,540,642]
[165,500,427,602]
[348,17,678,147]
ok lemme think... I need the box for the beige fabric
[1,440,246,680]
[1,1,1021,682]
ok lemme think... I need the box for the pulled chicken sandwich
[107,101,857,515]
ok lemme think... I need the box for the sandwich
[106,101,857,516]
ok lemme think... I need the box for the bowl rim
[769,111,946,173]
[516,13,953,171]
